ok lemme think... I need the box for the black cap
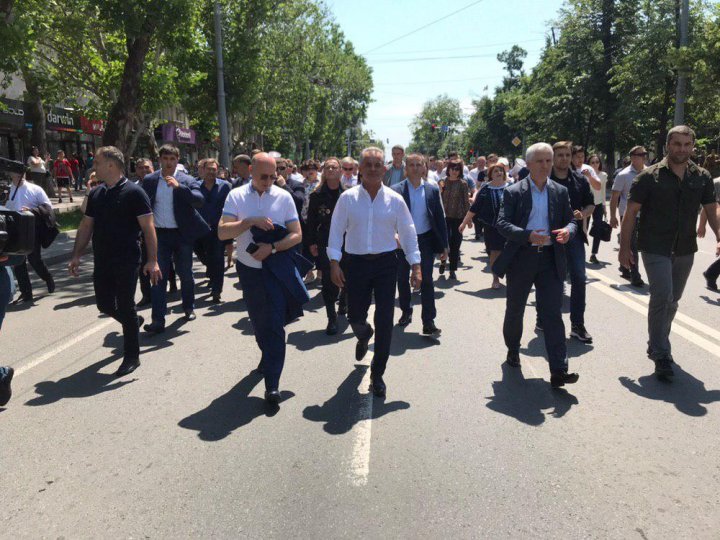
[0,157,26,175]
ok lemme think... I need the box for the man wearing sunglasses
[340,156,358,189]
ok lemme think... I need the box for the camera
[0,157,36,256]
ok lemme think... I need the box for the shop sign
[80,116,105,135]
[0,98,26,129]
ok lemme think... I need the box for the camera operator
[6,165,56,304]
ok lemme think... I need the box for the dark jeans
[705,257,720,283]
[346,252,398,378]
[151,229,195,325]
[565,235,587,326]
[620,214,642,280]
[237,262,288,391]
[445,217,463,271]
[397,232,436,324]
[315,248,346,321]
[140,239,176,300]
[94,263,140,360]
[504,247,568,373]
[591,203,604,255]
[642,252,694,360]
[14,236,52,298]
[194,229,225,295]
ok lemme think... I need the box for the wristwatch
[271,242,277,254]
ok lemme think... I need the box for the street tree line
[409,0,720,172]
[0,0,373,159]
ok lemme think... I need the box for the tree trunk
[21,68,47,156]
[600,0,617,176]
[656,76,675,158]
[102,32,153,155]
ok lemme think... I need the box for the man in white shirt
[468,155,487,184]
[328,146,421,397]
[219,152,302,405]
[7,165,54,303]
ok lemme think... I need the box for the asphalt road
[1,230,719,539]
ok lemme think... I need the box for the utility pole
[674,0,690,126]
[346,127,351,157]
[214,1,231,169]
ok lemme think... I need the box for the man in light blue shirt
[527,178,551,245]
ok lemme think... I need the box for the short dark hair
[628,145,647,157]
[666,125,696,145]
[301,159,319,171]
[553,141,572,152]
[159,144,180,158]
[587,154,603,171]
[391,144,405,153]
[571,145,585,156]
[233,154,251,165]
[96,145,125,170]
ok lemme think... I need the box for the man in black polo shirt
[621,126,720,378]
[69,146,161,377]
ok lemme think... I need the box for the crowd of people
[0,124,718,408]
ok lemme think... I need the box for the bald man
[219,153,303,405]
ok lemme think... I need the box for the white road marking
[349,305,375,487]
[587,268,720,342]
[14,319,115,377]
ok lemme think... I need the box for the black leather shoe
[703,271,718,291]
[397,311,412,326]
[422,323,441,338]
[0,367,14,406]
[211,294,222,304]
[630,277,645,288]
[438,261,446,275]
[143,321,165,334]
[12,294,33,305]
[115,357,140,377]
[326,318,338,335]
[506,350,521,367]
[137,296,151,307]
[265,390,281,404]
[369,376,386,397]
[654,357,674,379]
[184,311,197,321]
[137,315,145,328]
[449,271,457,280]
[355,327,374,361]
[550,372,579,388]
[46,276,56,293]
[337,303,347,316]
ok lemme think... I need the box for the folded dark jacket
[251,225,312,322]
[30,204,59,248]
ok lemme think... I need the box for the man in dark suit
[392,153,448,337]
[494,142,580,388]
[275,157,306,219]
[140,144,209,333]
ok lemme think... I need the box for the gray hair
[525,142,553,163]
[96,146,125,170]
[360,146,385,164]
[667,125,696,145]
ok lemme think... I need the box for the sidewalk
[52,190,86,215]
[43,229,88,266]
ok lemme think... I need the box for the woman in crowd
[587,154,608,264]
[459,164,510,289]
[440,158,470,280]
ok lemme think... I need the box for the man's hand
[529,229,549,245]
[619,246,635,269]
[275,177,287,187]
[143,261,162,286]
[410,264,422,290]
[330,260,345,288]
[164,176,179,189]
[573,209,583,221]
[68,256,81,277]
[697,223,707,238]
[251,243,273,262]
[552,228,570,244]
[610,215,619,228]
[309,244,319,257]
[251,217,274,231]
[459,220,472,233]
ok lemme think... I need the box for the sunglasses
[258,174,278,181]
[448,165,462,170]
[342,167,354,171]
[631,152,647,157]
[277,166,286,171]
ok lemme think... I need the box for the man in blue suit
[140,144,209,333]
[494,142,579,388]
[392,153,448,337]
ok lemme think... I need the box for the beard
[667,152,690,165]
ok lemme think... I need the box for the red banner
[80,116,105,135]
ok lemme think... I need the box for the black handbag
[589,219,612,242]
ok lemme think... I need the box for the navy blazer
[493,177,577,279]
[141,170,210,243]
[392,179,449,253]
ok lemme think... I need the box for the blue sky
[326,0,566,148]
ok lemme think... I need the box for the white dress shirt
[327,184,420,265]
[222,184,299,269]
[6,180,52,211]
[153,178,178,228]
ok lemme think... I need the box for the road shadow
[485,363,579,426]
[700,295,720,307]
[202,297,247,317]
[178,370,294,441]
[434,277,469,289]
[520,334,594,359]
[287,320,354,351]
[457,287,505,300]
[619,365,720,416]
[303,364,410,435]
[390,327,441,355]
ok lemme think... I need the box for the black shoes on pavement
[630,277,645,288]
[703,271,718,291]
[211,294,222,304]
[47,276,55,293]
[654,357,674,379]
[448,271,457,280]
[551,372,580,388]
[369,375,386,397]
[143,321,165,334]
[0,367,14,406]
[438,261,446,275]
[422,323,442,338]
[326,318,338,336]
[570,324,593,344]
[589,254,599,264]
[265,389,281,404]
[184,311,196,321]
[115,358,140,377]
[506,350,521,368]
[397,311,412,326]
[12,294,33,305]
[355,327,374,361]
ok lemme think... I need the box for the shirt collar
[529,176,548,193]
[108,177,128,190]
[408,179,425,190]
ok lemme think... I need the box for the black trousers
[503,247,568,373]
[590,203,604,255]
[315,248,347,321]
[706,257,720,282]
[445,217,463,271]
[194,229,225,295]
[94,263,140,360]
[346,252,398,378]
[14,236,52,298]
[397,232,436,324]
[139,237,176,300]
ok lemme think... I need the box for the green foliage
[407,94,464,156]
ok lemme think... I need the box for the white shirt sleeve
[284,193,299,224]
[222,192,239,218]
[395,197,421,265]
[36,185,52,208]
[327,193,349,262]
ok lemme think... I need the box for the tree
[408,95,464,156]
